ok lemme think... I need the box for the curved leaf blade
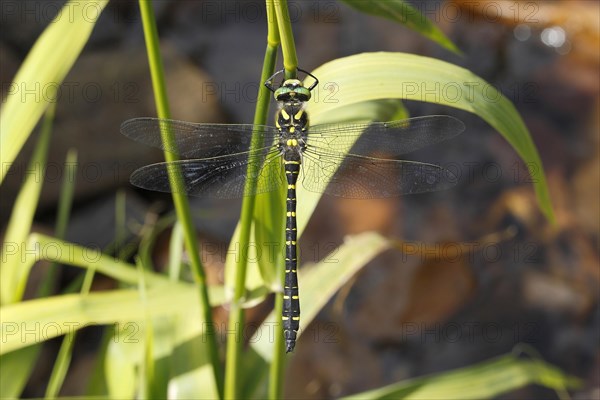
[0,282,227,355]
[303,52,554,228]
[341,354,580,399]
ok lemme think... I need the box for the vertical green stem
[268,276,285,399]
[224,2,280,397]
[273,0,298,78]
[45,163,93,399]
[137,1,223,397]
[224,42,279,400]
[4,99,54,303]
[40,104,73,400]
[268,0,300,397]
[38,147,76,298]
[54,149,77,242]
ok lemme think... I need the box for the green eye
[274,86,291,99]
[296,87,311,100]
[275,80,311,101]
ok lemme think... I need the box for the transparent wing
[121,118,279,158]
[301,150,457,198]
[307,115,465,158]
[130,148,284,199]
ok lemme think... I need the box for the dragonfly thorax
[276,103,308,131]
[277,102,308,162]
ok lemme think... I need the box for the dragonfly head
[275,79,311,102]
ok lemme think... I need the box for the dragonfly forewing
[307,115,465,159]
[120,118,279,158]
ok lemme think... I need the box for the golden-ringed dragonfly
[121,69,465,353]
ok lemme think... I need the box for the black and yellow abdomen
[277,103,307,353]
[282,158,300,352]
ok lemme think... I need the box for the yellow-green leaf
[302,52,554,228]
[0,346,41,398]
[0,283,226,354]
[1,107,53,305]
[341,354,580,399]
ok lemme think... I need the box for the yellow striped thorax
[276,80,310,160]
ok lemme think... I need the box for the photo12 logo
[200,81,340,105]
[197,0,341,24]
[1,321,142,345]
[399,81,539,105]
[1,81,140,105]
[401,321,539,344]
[1,1,105,24]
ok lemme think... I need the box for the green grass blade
[0,346,41,398]
[168,222,184,281]
[136,259,156,400]
[46,213,94,400]
[167,331,220,400]
[55,149,78,241]
[0,284,227,355]
[85,325,112,396]
[106,275,172,400]
[25,233,169,286]
[224,40,279,400]
[241,347,270,399]
[1,102,55,305]
[106,323,137,399]
[340,0,460,54]
[137,3,223,394]
[0,0,108,183]
[137,214,178,273]
[252,232,391,360]
[0,101,58,397]
[44,331,76,399]
[109,310,218,399]
[39,148,78,298]
[341,354,581,399]
[304,52,554,226]
[54,149,78,240]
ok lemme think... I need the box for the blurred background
[1,0,598,398]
